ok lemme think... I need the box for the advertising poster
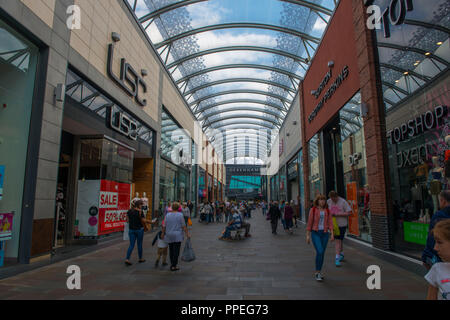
[75,180,101,238]
[0,212,14,241]
[346,182,360,236]
[98,180,131,236]
[0,165,4,200]
[403,222,429,245]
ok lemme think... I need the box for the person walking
[284,201,294,234]
[422,190,450,270]
[327,191,352,267]
[182,202,191,226]
[306,195,335,281]
[161,202,190,271]
[125,200,153,266]
[262,201,267,217]
[268,201,282,235]
[187,200,194,218]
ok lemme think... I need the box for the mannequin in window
[445,135,450,179]
[428,156,444,215]
[132,192,140,207]
[142,192,149,217]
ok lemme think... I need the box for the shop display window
[373,0,450,258]
[0,19,39,261]
[309,134,324,200]
[337,92,371,242]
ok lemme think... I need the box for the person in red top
[306,194,335,282]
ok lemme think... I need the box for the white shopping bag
[123,222,129,241]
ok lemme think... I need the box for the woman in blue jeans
[125,200,154,266]
[306,195,334,281]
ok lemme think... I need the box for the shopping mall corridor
[0,209,426,300]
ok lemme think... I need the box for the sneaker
[339,253,345,262]
[335,258,341,267]
[315,273,324,281]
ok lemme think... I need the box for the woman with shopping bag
[161,202,191,271]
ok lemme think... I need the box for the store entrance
[53,131,75,249]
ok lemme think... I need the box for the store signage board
[107,43,147,106]
[107,108,138,141]
[308,66,350,123]
[365,0,414,38]
[387,106,447,144]
[0,212,14,241]
[0,166,4,200]
[403,221,429,245]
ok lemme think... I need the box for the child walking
[425,219,450,300]
[152,231,168,267]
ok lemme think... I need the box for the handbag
[181,238,196,262]
[332,217,340,236]
[188,217,193,227]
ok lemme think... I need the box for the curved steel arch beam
[377,42,450,68]
[381,81,410,96]
[379,63,430,82]
[138,0,332,23]
[184,78,295,96]
[207,123,279,132]
[196,99,286,116]
[155,23,321,49]
[209,121,276,130]
[207,115,280,129]
[199,106,283,121]
[190,89,292,106]
[205,116,279,129]
[176,64,302,85]
[167,46,308,69]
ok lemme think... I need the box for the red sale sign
[98,180,131,235]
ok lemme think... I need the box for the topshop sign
[387,105,448,144]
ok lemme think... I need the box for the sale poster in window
[0,212,14,241]
[98,180,131,236]
[347,182,360,236]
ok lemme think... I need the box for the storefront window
[372,0,450,258]
[279,166,287,201]
[0,19,39,262]
[75,138,134,239]
[298,150,305,221]
[337,92,371,242]
[309,134,324,200]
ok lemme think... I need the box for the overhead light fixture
[425,52,431,56]
[395,80,399,83]
[403,71,409,75]
[437,41,443,45]
[414,61,420,66]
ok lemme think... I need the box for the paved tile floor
[0,209,427,300]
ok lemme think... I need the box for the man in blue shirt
[422,190,450,270]
[219,210,242,240]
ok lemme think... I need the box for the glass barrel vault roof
[125,0,339,162]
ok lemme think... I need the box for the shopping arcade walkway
[0,209,426,300]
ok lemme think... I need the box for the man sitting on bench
[219,209,242,241]
[239,208,251,238]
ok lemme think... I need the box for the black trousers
[271,220,278,233]
[169,242,182,267]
